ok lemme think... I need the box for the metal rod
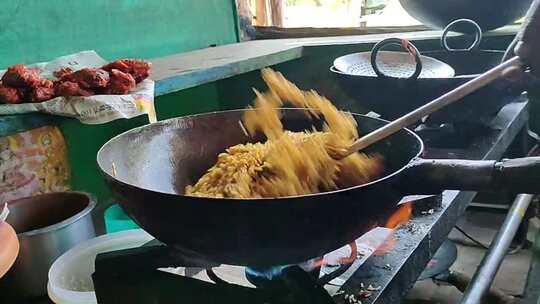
[461,193,535,304]
[346,56,522,155]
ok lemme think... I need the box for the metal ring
[370,38,423,79]
[441,19,483,52]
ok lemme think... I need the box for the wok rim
[96,108,424,202]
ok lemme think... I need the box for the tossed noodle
[185,69,384,198]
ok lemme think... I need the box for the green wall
[0,0,238,67]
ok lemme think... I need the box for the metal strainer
[333,38,456,79]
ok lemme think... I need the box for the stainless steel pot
[0,192,96,300]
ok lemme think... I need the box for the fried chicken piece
[54,81,94,97]
[53,67,73,80]
[103,69,136,95]
[1,64,41,88]
[28,79,55,102]
[102,59,150,83]
[102,60,130,73]
[66,68,110,89]
[0,83,24,104]
[124,59,151,83]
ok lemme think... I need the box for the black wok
[97,109,540,266]
[399,0,532,32]
[332,49,523,124]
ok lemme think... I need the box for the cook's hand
[504,0,540,86]
[516,0,540,74]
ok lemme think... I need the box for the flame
[385,202,412,229]
[306,204,414,269]
[374,202,413,256]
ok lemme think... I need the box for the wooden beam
[269,0,284,27]
[236,0,256,41]
[237,0,253,21]
[255,0,268,26]
[253,25,429,39]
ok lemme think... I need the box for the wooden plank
[236,0,252,19]
[269,0,284,27]
[150,40,304,96]
[254,25,429,39]
[255,0,268,26]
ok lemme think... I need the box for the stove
[92,100,529,304]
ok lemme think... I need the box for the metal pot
[399,0,532,32]
[0,192,96,300]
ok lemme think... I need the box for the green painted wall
[0,0,238,68]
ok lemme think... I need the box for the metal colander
[333,20,485,80]
[334,50,455,78]
[333,38,455,79]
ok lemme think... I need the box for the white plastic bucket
[47,229,153,304]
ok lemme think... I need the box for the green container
[104,204,139,233]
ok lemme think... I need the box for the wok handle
[370,38,422,79]
[441,19,483,52]
[403,157,540,194]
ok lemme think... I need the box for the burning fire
[375,202,413,256]
[385,202,413,229]
[303,203,414,270]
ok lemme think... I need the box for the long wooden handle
[346,56,522,156]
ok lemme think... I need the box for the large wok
[97,109,540,266]
[399,0,532,32]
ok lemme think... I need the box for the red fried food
[54,81,79,96]
[102,59,150,83]
[28,79,55,102]
[103,69,136,95]
[54,81,94,97]
[102,60,130,73]
[53,67,73,80]
[0,83,24,104]
[66,68,110,89]
[126,59,151,83]
[1,64,41,88]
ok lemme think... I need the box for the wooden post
[237,0,253,22]
[255,0,268,26]
[269,0,284,27]
[236,0,255,41]
[360,0,367,27]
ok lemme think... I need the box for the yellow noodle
[185,68,384,198]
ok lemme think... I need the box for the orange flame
[385,202,412,229]
[374,202,413,256]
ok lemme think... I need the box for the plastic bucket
[47,229,152,304]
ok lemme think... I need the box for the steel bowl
[0,192,96,300]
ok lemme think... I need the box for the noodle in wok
[185,69,384,198]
